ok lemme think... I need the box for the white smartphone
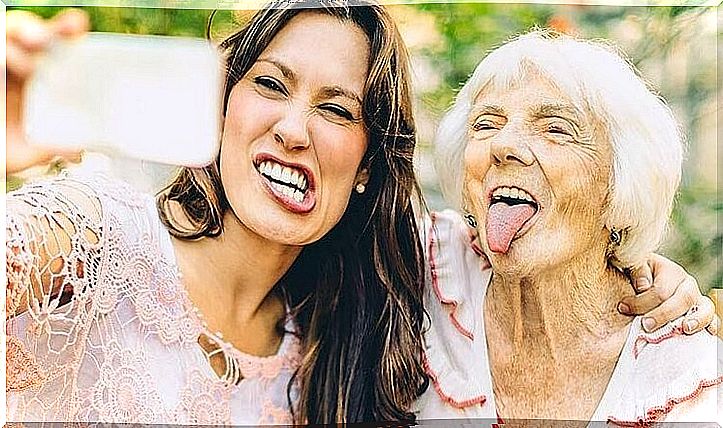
[24,32,223,168]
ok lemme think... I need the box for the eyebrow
[318,86,362,106]
[473,104,506,116]
[257,58,296,81]
[531,103,585,124]
[256,57,362,106]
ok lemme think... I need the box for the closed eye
[319,103,356,122]
[548,125,570,135]
[473,120,498,131]
[254,76,287,95]
[546,121,574,136]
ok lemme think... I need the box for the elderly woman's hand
[6,9,88,175]
[618,253,718,335]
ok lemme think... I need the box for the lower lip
[258,171,316,214]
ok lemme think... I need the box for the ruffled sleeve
[417,210,497,420]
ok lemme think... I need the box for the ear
[355,167,370,186]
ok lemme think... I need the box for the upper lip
[254,153,315,191]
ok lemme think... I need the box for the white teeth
[293,190,304,203]
[258,160,309,192]
[493,186,534,202]
[272,163,282,181]
[281,167,292,184]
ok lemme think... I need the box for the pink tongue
[486,202,536,253]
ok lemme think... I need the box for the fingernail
[642,317,656,332]
[684,319,699,333]
[635,277,651,292]
[617,302,631,314]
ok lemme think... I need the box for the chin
[486,234,560,277]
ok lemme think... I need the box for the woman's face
[219,12,370,246]
[463,71,614,274]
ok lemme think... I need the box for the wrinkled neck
[485,246,634,360]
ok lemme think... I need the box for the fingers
[618,270,683,317]
[628,261,653,293]
[637,278,698,333]
[680,295,715,335]
[6,9,89,81]
[6,11,52,81]
[49,9,90,37]
[7,10,53,51]
[707,289,722,338]
[706,315,719,337]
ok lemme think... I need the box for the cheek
[462,141,490,213]
[463,141,491,183]
[539,147,611,226]
[223,85,276,140]
[313,123,368,191]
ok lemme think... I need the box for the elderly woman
[417,30,722,424]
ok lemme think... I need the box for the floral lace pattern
[6,172,301,425]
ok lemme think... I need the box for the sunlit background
[6,3,720,293]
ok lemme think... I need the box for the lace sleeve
[6,174,105,392]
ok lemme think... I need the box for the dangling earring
[464,213,477,228]
[463,205,477,228]
[609,227,622,246]
[355,183,366,194]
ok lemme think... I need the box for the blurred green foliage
[7,4,719,291]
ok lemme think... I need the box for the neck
[485,245,633,359]
[173,210,302,327]
[484,242,635,419]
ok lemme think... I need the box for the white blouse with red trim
[414,210,722,426]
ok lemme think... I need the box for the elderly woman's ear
[617,254,718,336]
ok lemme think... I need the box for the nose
[489,124,535,167]
[273,105,311,151]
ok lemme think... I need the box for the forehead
[260,12,370,93]
[473,70,580,114]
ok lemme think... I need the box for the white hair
[434,29,684,268]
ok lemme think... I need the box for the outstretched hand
[6,9,89,175]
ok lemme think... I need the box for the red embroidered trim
[428,213,474,341]
[423,353,487,409]
[607,375,723,427]
[632,324,684,359]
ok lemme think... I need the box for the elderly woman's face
[219,12,370,246]
[463,71,614,273]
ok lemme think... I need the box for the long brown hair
[157,0,428,423]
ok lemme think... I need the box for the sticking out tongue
[486,202,536,253]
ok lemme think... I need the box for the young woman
[6,2,426,424]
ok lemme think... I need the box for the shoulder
[605,318,722,424]
[424,210,491,338]
[8,170,153,221]
[418,211,496,420]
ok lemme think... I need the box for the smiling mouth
[486,186,539,254]
[255,159,310,203]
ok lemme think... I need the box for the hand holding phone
[23,32,223,168]
[6,9,89,174]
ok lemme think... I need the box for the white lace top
[6,172,301,425]
[415,210,722,425]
